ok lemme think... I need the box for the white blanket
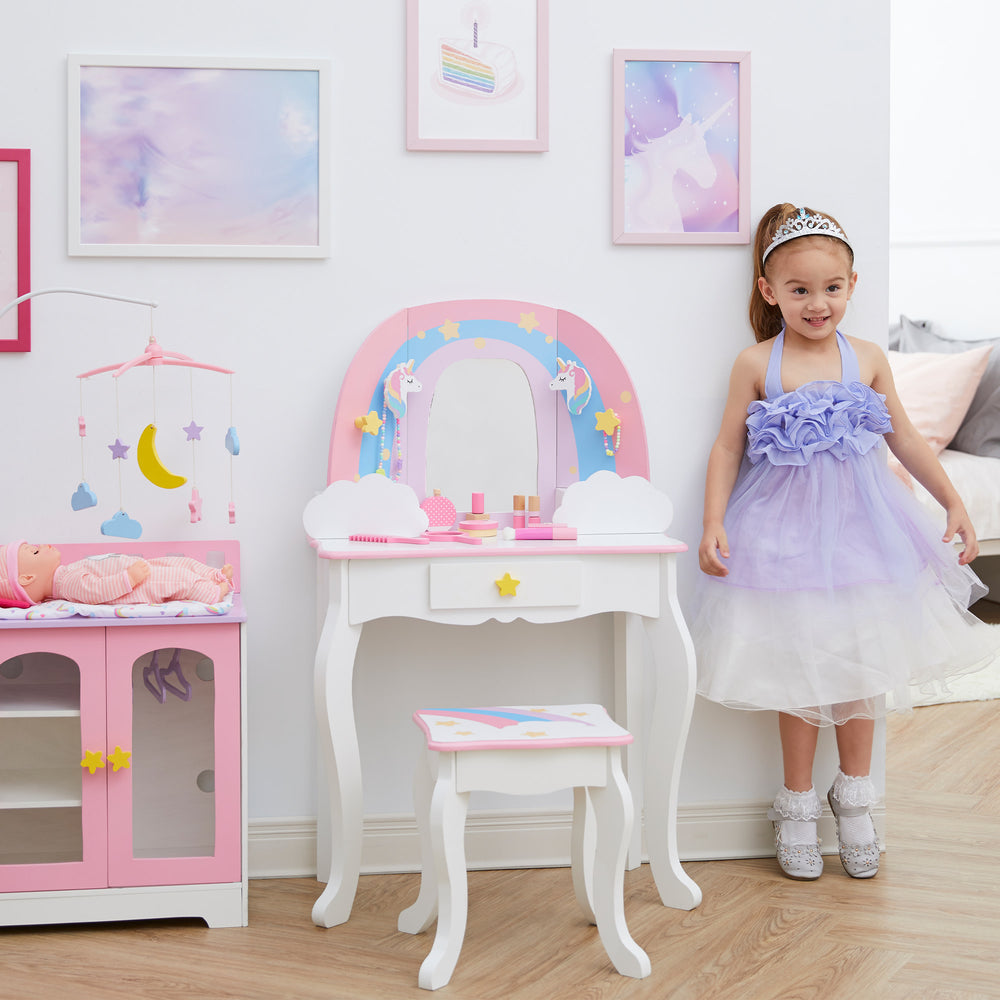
[0,595,234,621]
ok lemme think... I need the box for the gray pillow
[888,316,1000,457]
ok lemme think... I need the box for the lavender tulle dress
[692,331,997,725]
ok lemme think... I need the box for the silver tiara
[762,208,852,263]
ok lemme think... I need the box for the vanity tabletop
[311,533,688,561]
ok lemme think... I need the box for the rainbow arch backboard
[327,300,650,519]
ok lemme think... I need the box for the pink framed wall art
[407,0,549,151]
[613,49,750,245]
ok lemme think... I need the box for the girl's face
[758,240,857,342]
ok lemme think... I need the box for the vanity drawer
[429,561,582,611]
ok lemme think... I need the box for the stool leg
[570,786,596,924]
[590,750,651,978]
[418,757,470,991]
[399,750,438,934]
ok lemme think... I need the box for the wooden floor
[3,693,999,1000]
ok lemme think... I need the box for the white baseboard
[247,802,887,879]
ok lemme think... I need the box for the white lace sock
[772,786,822,845]
[831,770,877,844]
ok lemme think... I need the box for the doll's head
[0,542,61,607]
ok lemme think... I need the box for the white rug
[912,623,1000,706]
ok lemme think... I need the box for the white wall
[890,0,1000,336]
[0,0,889,867]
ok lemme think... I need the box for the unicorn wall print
[625,100,733,234]
[615,53,746,242]
[549,357,592,416]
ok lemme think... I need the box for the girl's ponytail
[748,203,795,343]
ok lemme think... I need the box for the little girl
[692,203,998,881]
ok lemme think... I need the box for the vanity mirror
[327,299,650,521]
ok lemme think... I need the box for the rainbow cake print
[438,17,517,98]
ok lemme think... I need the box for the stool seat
[399,703,651,990]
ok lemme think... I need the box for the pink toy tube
[506,525,577,540]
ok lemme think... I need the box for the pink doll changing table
[0,539,246,929]
[307,299,702,927]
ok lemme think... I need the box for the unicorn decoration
[380,360,422,478]
[625,98,734,235]
[549,357,592,416]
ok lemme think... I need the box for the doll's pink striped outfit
[52,555,227,605]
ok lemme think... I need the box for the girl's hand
[699,525,731,576]
[943,506,979,566]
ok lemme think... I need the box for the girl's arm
[700,349,761,576]
[867,344,980,565]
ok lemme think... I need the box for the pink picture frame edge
[0,148,31,353]
[406,0,550,152]
[611,48,751,246]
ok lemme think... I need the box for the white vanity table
[308,299,703,928]
[310,532,702,928]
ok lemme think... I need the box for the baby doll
[0,541,233,607]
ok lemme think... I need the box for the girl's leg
[833,716,874,777]
[828,714,879,878]
[770,713,823,880]
[779,712,820,790]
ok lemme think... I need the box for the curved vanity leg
[418,757,470,991]
[570,785,596,924]
[312,560,365,928]
[399,749,439,934]
[642,555,702,911]
[590,752,650,978]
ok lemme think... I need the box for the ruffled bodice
[746,330,892,466]
[746,381,892,466]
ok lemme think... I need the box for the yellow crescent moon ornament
[136,423,187,489]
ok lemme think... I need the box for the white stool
[398,704,651,990]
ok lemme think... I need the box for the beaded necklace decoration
[603,411,622,457]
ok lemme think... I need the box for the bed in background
[888,317,1000,574]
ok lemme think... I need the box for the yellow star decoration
[354,410,383,436]
[440,320,461,341]
[518,311,540,334]
[107,746,132,772]
[456,730,473,737]
[571,712,589,717]
[594,408,622,435]
[80,749,105,774]
[525,731,548,738]
[435,720,460,727]
[495,572,520,596]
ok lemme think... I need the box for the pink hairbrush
[349,533,430,545]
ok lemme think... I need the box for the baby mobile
[75,309,238,539]
[549,356,622,458]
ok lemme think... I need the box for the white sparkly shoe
[767,786,823,880]
[827,770,880,879]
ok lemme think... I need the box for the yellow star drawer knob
[495,572,520,597]
[107,746,132,772]
[80,750,105,774]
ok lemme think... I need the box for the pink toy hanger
[78,335,234,379]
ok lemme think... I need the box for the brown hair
[748,203,854,343]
